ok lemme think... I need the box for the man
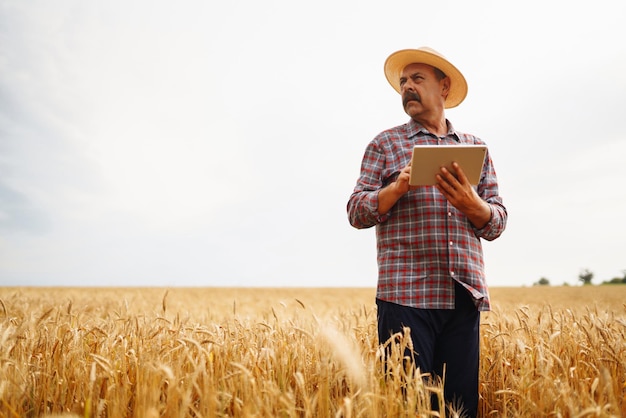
[347,47,507,417]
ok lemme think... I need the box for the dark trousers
[376,282,480,418]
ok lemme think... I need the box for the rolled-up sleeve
[474,200,507,241]
[347,141,393,229]
[473,149,508,241]
[348,188,394,229]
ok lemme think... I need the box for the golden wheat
[0,286,624,417]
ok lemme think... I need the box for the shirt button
[450,271,455,277]
[449,241,454,246]
[448,212,452,217]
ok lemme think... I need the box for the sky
[1,0,625,288]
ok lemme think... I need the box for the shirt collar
[407,118,460,142]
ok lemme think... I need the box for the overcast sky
[1,0,625,288]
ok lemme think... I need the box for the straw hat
[384,47,468,108]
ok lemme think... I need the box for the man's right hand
[377,163,416,215]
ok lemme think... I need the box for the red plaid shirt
[347,119,507,311]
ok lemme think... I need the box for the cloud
[0,179,49,234]
[1,0,625,287]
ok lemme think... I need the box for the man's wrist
[377,182,404,215]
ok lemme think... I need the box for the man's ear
[441,76,451,99]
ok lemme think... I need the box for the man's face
[399,63,449,119]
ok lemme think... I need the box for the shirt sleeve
[472,149,508,241]
[347,141,392,229]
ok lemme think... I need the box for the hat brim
[384,48,468,109]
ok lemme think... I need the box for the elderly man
[347,47,507,417]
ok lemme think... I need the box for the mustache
[402,91,421,107]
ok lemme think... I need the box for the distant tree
[578,269,594,285]
[601,270,626,285]
[603,277,626,285]
[533,277,550,286]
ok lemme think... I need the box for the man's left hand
[435,162,491,229]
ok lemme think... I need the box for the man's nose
[401,81,415,94]
[401,86,414,97]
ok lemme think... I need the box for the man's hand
[394,162,416,195]
[435,162,491,229]
[377,162,417,215]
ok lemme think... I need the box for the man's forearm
[377,183,405,215]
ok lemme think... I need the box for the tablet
[409,145,487,186]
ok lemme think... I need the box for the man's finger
[451,162,469,184]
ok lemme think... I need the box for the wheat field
[0,286,624,417]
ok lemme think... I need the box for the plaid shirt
[347,119,507,311]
